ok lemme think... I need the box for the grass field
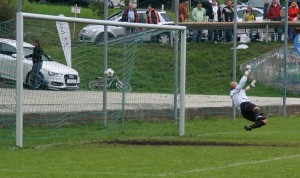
[1,3,300,178]
[1,116,300,178]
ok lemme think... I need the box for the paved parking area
[1,88,300,116]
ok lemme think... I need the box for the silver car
[78,9,173,44]
[0,38,80,90]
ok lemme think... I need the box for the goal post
[15,12,187,147]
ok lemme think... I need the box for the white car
[78,9,173,44]
[0,38,80,90]
[236,6,264,40]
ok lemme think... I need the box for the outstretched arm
[238,65,252,88]
[244,79,256,93]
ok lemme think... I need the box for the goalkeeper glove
[246,85,251,90]
[250,80,256,88]
[246,65,251,73]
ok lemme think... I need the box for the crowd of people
[178,0,300,43]
[119,0,300,43]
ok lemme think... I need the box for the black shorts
[240,102,257,122]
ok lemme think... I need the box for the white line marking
[159,154,300,176]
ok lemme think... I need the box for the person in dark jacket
[121,3,139,33]
[222,0,234,42]
[146,4,160,24]
[25,39,49,89]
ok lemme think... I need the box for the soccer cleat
[244,126,252,131]
[255,115,264,120]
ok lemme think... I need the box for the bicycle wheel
[88,80,104,90]
[116,80,132,92]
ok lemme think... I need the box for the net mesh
[1,0,297,148]
[0,13,181,148]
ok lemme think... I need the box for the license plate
[67,79,77,84]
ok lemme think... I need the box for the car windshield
[160,13,171,22]
[109,11,123,21]
[108,10,172,23]
[24,47,52,61]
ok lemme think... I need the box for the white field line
[159,154,300,176]
[1,154,300,177]
[196,129,300,136]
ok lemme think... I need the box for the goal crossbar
[22,12,186,31]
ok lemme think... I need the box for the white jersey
[230,76,249,110]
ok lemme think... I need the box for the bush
[90,0,116,19]
[0,0,17,22]
[0,0,31,22]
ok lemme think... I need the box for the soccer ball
[104,68,114,77]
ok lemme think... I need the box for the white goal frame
[16,12,187,147]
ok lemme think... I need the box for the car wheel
[95,33,114,43]
[26,72,43,89]
[158,34,170,44]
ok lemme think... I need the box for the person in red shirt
[288,1,299,40]
[288,1,298,21]
[265,0,283,41]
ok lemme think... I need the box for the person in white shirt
[210,0,220,42]
[292,12,300,37]
[293,11,300,21]
[230,66,268,131]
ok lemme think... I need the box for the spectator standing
[293,11,300,21]
[146,4,160,24]
[210,0,221,42]
[121,3,139,33]
[202,0,214,42]
[265,0,283,41]
[243,5,256,21]
[243,5,256,40]
[288,1,298,40]
[222,0,234,42]
[202,0,214,20]
[179,0,189,22]
[212,0,220,22]
[192,1,206,42]
[25,40,49,90]
[293,11,300,36]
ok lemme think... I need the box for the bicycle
[88,75,132,92]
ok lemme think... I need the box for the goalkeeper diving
[230,65,267,131]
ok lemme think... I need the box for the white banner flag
[56,14,72,67]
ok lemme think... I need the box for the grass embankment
[24,3,290,96]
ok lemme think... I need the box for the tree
[124,0,130,7]
[90,0,105,19]
[171,0,176,11]
[0,0,17,22]
[0,0,31,22]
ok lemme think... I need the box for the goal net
[0,11,186,148]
